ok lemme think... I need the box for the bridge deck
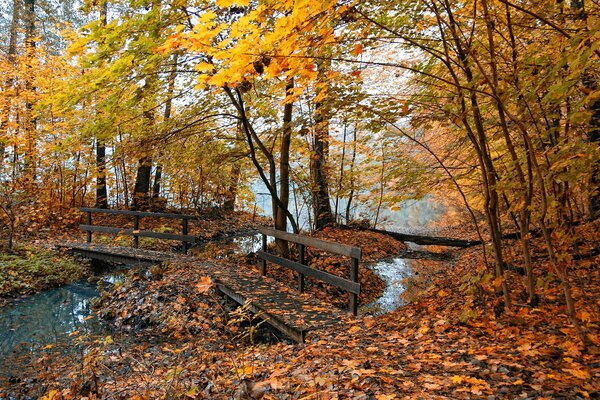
[59,242,183,265]
[59,243,344,342]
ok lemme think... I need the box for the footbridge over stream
[58,208,363,342]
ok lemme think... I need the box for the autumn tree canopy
[0,0,598,340]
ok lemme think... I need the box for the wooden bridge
[58,208,362,342]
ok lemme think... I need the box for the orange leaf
[351,44,363,57]
[196,276,213,294]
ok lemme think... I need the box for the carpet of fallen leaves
[2,222,599,399]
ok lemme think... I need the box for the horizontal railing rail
[256,227,361,315]
[80,208,196,254]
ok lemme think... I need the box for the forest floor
[1,215,599,399]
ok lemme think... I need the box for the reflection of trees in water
[0,282,108,376]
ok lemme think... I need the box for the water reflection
[0,279,115,377]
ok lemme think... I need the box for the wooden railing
[80,208,196,254]
[257,227,362,315]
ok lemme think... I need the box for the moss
[0,246,87,298]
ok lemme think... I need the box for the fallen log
[344,225,482,247]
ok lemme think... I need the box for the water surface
[0,277,118,378]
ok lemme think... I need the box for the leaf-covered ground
[2,223,599,399]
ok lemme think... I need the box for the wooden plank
[60,243,179,264]
[257,251,361,295]
[349,257,359,315]
[217,283,305,342]
[133,215,140,248]
[86,211,92,243]
[258,227,361,259]
[80,207,195,220]
[72,249,157,266]
[79,225,196,243]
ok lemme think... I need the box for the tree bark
[132,155,152,210]
[0,0,19,168]
[274,79,294,256]
[152,53,178,201]
[311,61,334,230]
[95,1,109,209]
[23,0,36,181]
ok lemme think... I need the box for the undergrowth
[0,246,87,298]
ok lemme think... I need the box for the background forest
[0,0,599,342]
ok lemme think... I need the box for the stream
[0,198,450,382]
[0,274,127,379]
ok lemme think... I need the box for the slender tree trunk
[335,122,348,222]
[373,143,386,229]
[482,0,535,303]
[274,79,294,256]
[441,0,511,308]
[23,0,36,182]
[153,53,178,201]
[345,126,357,223]
[0,0,19,169]
[95,2,109,209]
[223,86,299,233]
[95,140,108,208]
[224,123,243,212]
[311,61,334,230]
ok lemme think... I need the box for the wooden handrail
[257,227,361,315]
[257,227,361,258]
[80,207,195,220]
[80,208,195,254]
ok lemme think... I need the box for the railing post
[182,218,189,255]
[133,215,140,248]
[349,257,359,315]
[86,211,92,243]
[298,244,305,292]
[261,233,267,276]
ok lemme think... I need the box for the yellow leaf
[41,390,58,400]
[451,375,463,384]
[564,368,591,379]
[236,364,253,376]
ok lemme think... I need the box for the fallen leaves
[195,276,213,294]
[3,223,600,400]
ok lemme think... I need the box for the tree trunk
[274,79,294,256]
[23,0,36,181]
[345,126,357,223]
[153,53,178,201]
[95,140,108,208]
[132,156,152,210]
[224,122,242,212]
[311,61,334,230]
[95,1,109,209]
[0,0,19,169]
